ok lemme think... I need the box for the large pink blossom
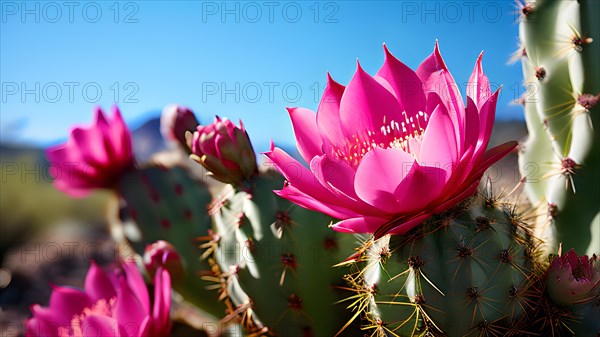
[26,261,171,337]
[46,106,134,197]
[265,42,517,238]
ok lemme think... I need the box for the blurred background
[1,0,527,335]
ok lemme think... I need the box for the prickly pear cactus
[343,186,539,336]
[109,163,227,319]
[203,169,358,336]
[517,0,600,256]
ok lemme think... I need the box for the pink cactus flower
[546,249,600,306]
[265,42,517,238]
[190,116,257,186]
[46,106,134,197]
[26,261,171,337]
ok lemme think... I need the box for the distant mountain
[130,116,168,163]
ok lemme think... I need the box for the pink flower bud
[546,249,600,306]
[144,240,184,284]
[190,117,257,186]
[160,104,200,148]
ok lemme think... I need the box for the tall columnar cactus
[342,186,539,336]
[517,0,600,256]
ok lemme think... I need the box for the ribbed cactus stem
[205,170,357,336]
[343,186,538,336]
[109,163,227,319]
[518,0,600,256]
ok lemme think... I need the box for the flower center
[571,262,588,282]
[331,111,428,168]
[59,298,116,337]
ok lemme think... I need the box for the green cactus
[517,0,600,257]
[343,186,539,336]
[109,162,228,319]
[203,169,358,336]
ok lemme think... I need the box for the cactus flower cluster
[36,26,599,336]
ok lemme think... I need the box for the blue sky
[1,0,525,151]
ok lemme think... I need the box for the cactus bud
[546,249,600,306]
[190,117,257,186]
[144,240,184,284]
[160,104,199,148]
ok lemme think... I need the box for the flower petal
[114,278,147,330]
[339,62,403,144]
[26,316,59,337]
[417,42,465,154]
[463,97,481,154]
[85,261,117,302]
[109,105,133,162]
[81,315,123,337]
[394,163,447,213]
[264,146,340,206]
[287,107,323,163]
[46,144,100,197]
[381,213,432,236]
[331,216,387,234]
[274,184,360,219]
[151,268,171,336]
[471,141,518,180]
[467,52,491,109]
[376,44,426,120]
[310,155,381,215]
[432,179,480,214]
[122,261,150,314]
[29,305,63,331]
[48,285,92,321]
[316,73,346,154]
[474,89,500,160]
[354,147,415,213]
[420,102,458,174]
[71,110,111,168]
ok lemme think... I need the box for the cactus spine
[343,186,539,336]
[517,0,600,256]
